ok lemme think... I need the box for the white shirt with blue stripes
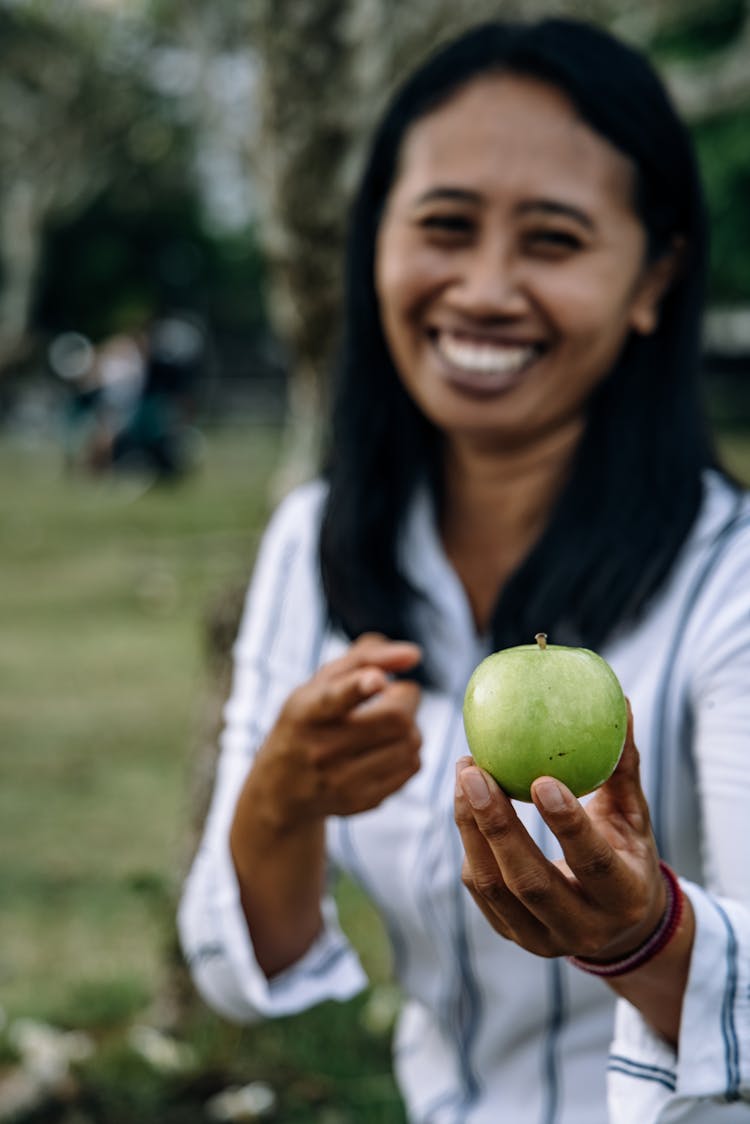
[178,469,750,1123]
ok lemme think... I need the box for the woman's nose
[449,244,529,319]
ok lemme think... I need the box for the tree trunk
[248,0,357,493]
[0,182,43,369]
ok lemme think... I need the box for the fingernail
[534,778,568,813]
[360,669,384,694]
[461,768,491,809]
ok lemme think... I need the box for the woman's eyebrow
[412,187,482,207]
[410,190,596,231]
[517,198,595,230]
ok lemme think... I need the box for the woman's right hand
[229,632,421,975]
[246,632,424,832]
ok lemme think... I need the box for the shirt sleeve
[177,482,368,1023]
[608,510,750,1122]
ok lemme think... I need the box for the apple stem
[535,632,548,650]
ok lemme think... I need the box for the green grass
[0,427,278,1022]
[0,423,405,1122]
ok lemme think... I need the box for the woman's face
[375,73,673,449]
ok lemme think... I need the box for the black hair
[319,17,722,682]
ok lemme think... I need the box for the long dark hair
[320,17,721,682]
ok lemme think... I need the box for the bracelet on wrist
[567,862,684,979]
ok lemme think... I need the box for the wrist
[232,763,324,861]
[568,862,684,979]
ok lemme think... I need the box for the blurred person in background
[49,331,103,470]
[110,313,205,480]
[179,18,750,1123]
[51,313,204,480]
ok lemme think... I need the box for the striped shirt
[178,470,750,1123]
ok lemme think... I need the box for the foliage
[36,193,268,345]
[0,3,184,360]
[693,110,750,302]
[0,1,266,372]
[645,0,750,302]
[2,0,749,396]
[649,0,746,62]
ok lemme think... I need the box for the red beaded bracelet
[567,862,684,979]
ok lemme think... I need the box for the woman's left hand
[454,704,667,963]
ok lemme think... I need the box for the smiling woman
[179,17,750,1124]
[374,73,670,451]
[371,69,682,630]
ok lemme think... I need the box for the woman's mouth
[430,329,544,393]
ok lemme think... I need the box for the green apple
[462,633,627,802]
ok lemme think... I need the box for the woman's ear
[629,236,686,336]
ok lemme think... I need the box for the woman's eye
[419,214,474,236]
[527,229,584,253]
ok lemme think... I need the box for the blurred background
[1,1,749,1122]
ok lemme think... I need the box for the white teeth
[437,333,537,376]
[438,335,536,374]
[434,332,539,377]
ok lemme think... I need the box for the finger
[592,701,652,832]
[328,736,422,814]
[454,770,512,909]
[336,703,422,761]
[530,774,640,912]
[461,880,552,952]
[454,762,510,894]
[348,678,421,724]
[456,762,571,925]
[303,682,421,766]
[325,679,421,758]
[323,636,423,680]
[311,666,390,722]
[531,770,667,957]
[462,878,514,940]
[455,764,552,948]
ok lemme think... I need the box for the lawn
[0,426,276,1021]
[0,423,404,1122]
[1,419,748,1123]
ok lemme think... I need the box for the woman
[179,18,750,1122]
